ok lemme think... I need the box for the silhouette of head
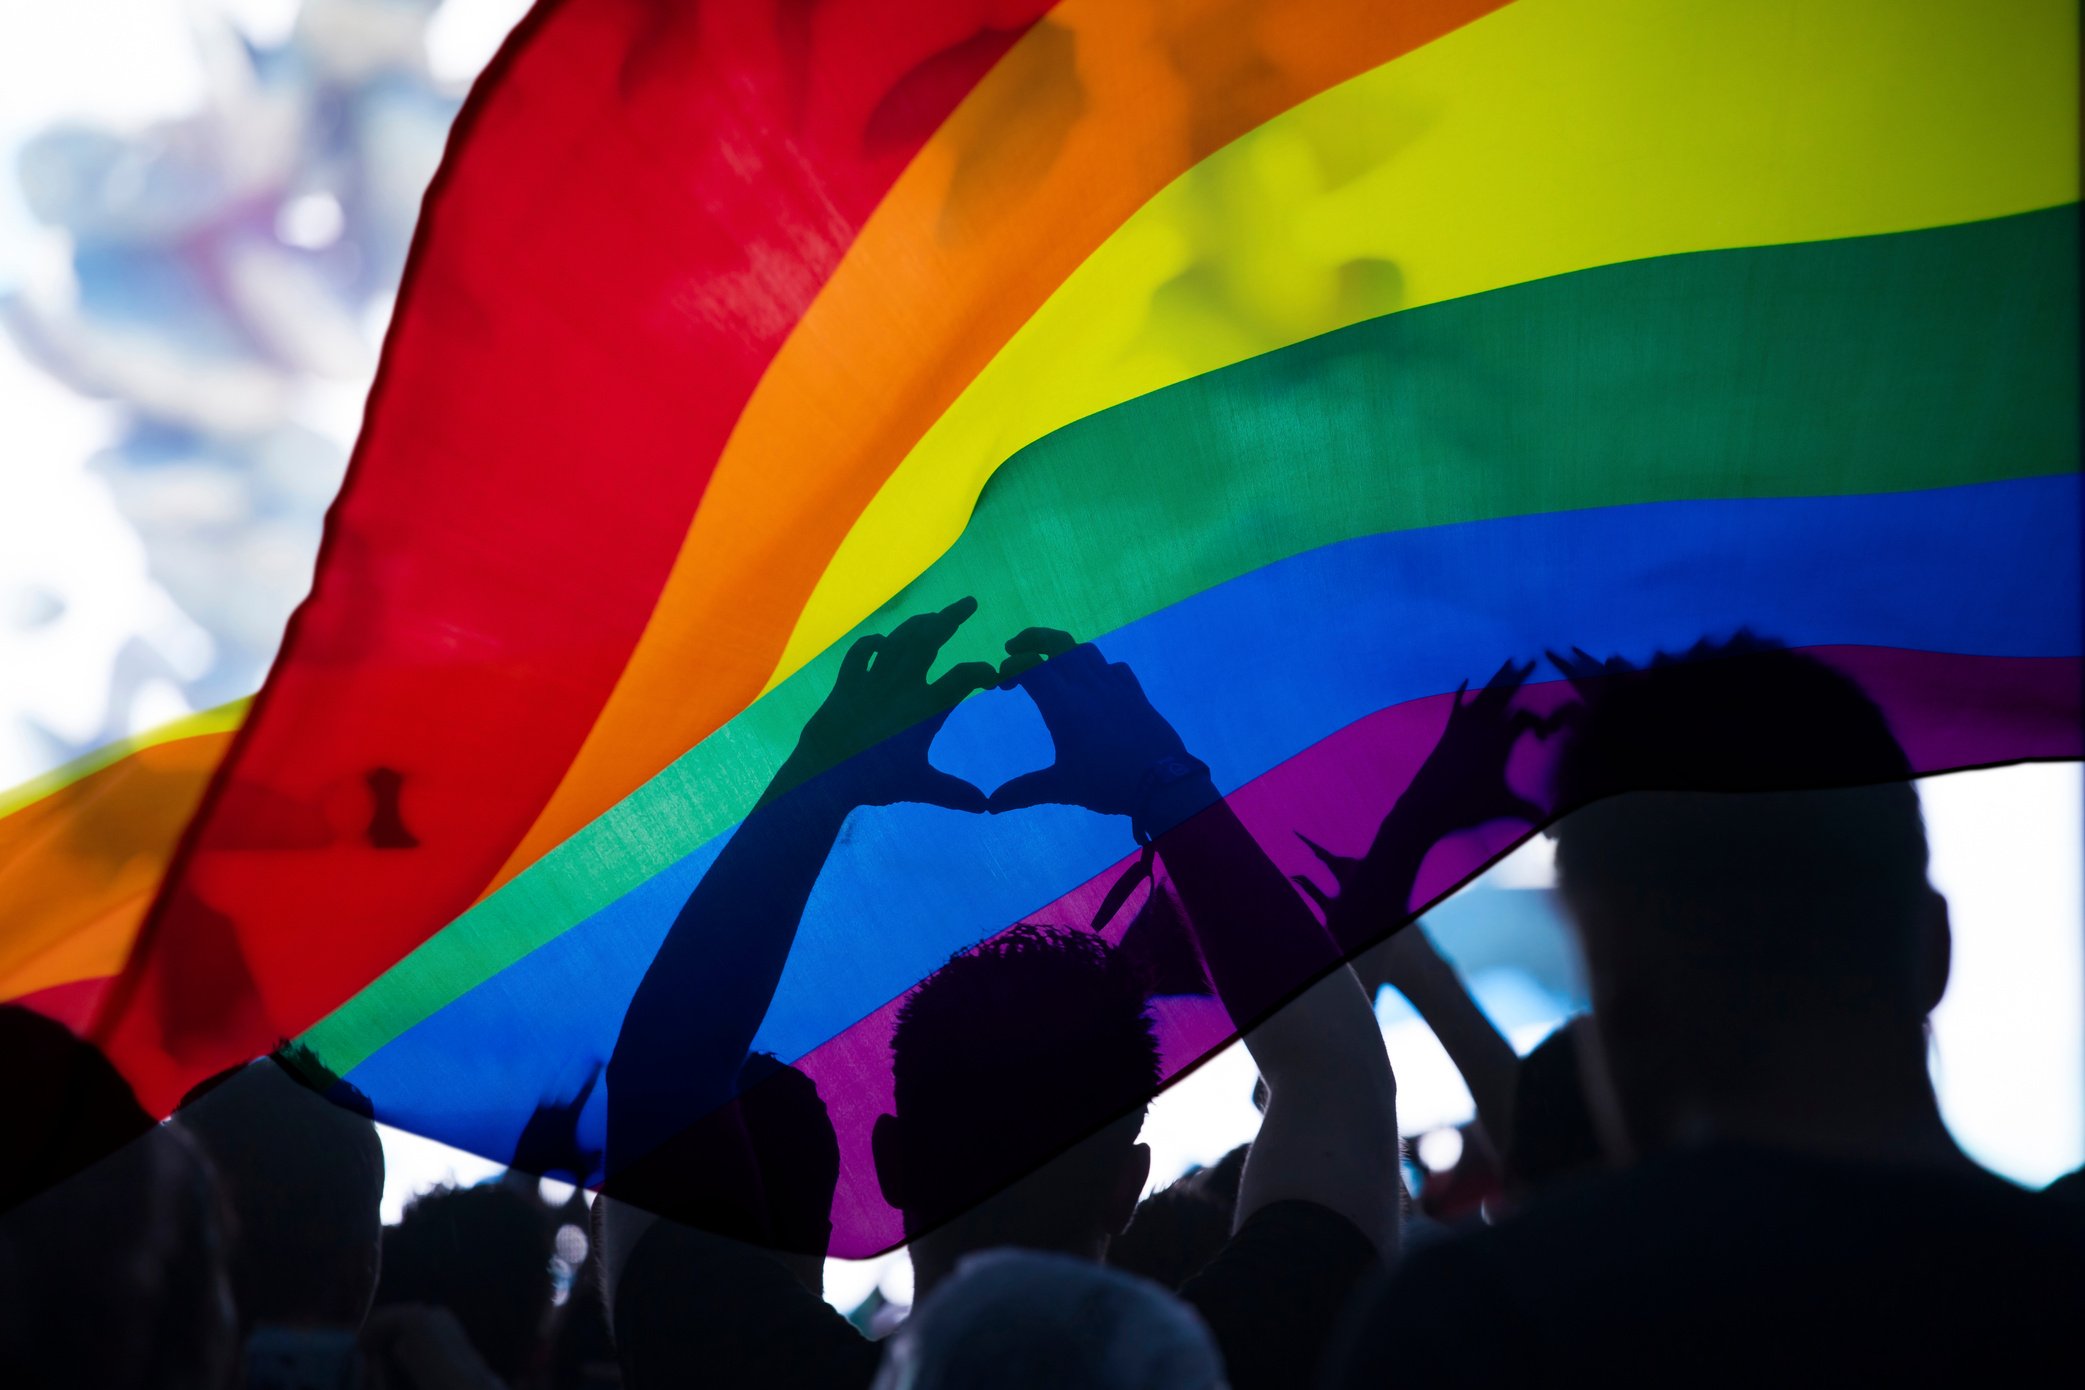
[0,1004,154,1210]
[0,1007,234,1385]
[373,1182,551,1384]
[1549,640,1946,1154]
[0,1119,235,1389]
[874,925,1160,1284]
[627,1053,839,1261]
[873,1249,1227,1390]
[1107,1178,1232,1291]
[173,1055,384,1334]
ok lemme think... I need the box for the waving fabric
[0,0,2073,1253]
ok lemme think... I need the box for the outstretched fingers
[1294,830,1358,885]
[1471,657,1535,712]
[1291,872,1336,916]
[1547,644,1638,701]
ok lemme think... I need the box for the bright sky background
[3,0,2078,1315]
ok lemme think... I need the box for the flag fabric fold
[0,0,2073,1252]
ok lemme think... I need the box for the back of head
[374,1182,551,1384]
[1107,1179,1232,1290]
[0,1004,153,1211]
[884,924,1160,1250]
[611,1052,840,1262]
[0,1008,235,1384]
[1549,640,1938,1140]
[173,1054,384,1332]
[872,1249,1227,1390]
[0,1121,236,1390]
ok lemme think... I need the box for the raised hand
[773,596,1000,812]
[614,601,998,1183]
[1545,645,1640,705]
[1290,831,1359,918]
[1297,660,1552,950]
[1400,658,1551,837]
[513,1063,604,1185]
[986,627,1198,820]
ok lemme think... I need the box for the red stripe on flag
[98,0,1056,1113]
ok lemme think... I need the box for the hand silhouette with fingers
[986,627,1200,822]
[1296,659,1556,949]
[1400,659,1554,837]
[772,596,1000,812]
[1289,831,1359,918]
[1545,645,1640,707]
[1545,632,1777,715]
[616,599,1000,1182]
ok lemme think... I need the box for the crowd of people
[4,611,2083,1387]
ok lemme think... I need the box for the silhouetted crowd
[5,623,2083,1388]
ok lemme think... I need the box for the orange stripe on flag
[494,0,1505,889]
[0,731,232,1005]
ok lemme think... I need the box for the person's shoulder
[1327,1148,2085,1388]
[1734,1143,2085,1244]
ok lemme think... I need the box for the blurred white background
[3,0,2077,1316]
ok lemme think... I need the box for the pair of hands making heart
[773,596,1199,825]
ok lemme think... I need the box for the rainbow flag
[2,0,2077,1249]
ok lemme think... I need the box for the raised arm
[1301,660,1548,1153]
[606,599,996,1181]
[1359,926,1520,1155]
[1157,798,1402,1255]
[989,632,1399,1254]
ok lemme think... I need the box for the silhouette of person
[165,1047,502,1390]
[172,1052,386,1349]
[603,600,996,1388]
[0,1002,155,1210]
[600,605,1402,1390]
[1296,659,1552,960]
[372,1181,552,1386]
[0,1008,236,1389]
[1107,1173,1235,1290]
[871,921,1162,1283]
[1325,639,2085,1386]
[1277,660,1563,1213]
